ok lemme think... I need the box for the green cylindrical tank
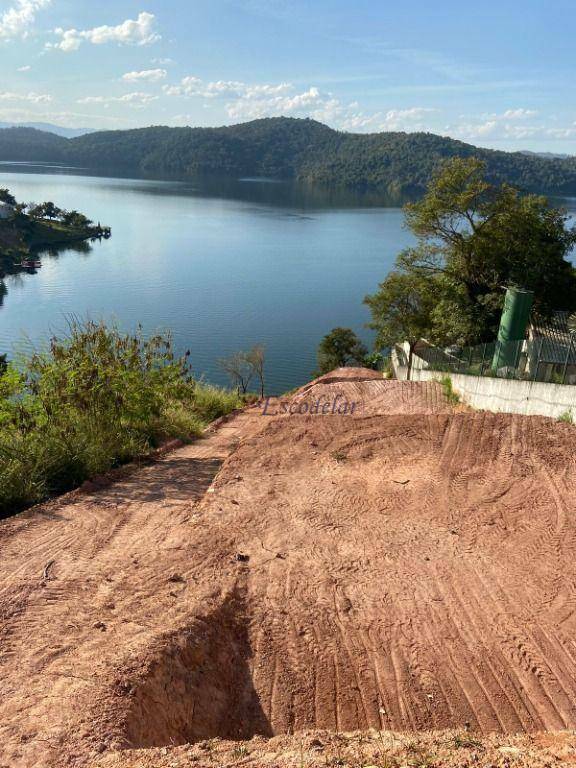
[491,287,534,371]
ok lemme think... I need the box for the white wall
[416,367,576,418]
[392,344,576,418]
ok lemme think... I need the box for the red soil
[1,369,576,767]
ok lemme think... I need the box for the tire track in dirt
[3,372,576,767]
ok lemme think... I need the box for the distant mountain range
[0,118,575,196]
[0,122,94,139]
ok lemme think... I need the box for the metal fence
[413,336,576,386]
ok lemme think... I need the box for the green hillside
[1,118,575,195]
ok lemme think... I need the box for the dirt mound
[1,371,576,767]
[284,368,452,416]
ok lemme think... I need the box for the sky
[0,0,575,153]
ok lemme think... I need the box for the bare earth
[2,369,576,767]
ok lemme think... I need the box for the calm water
[1,166,574,394]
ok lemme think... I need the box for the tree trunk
[407,343,414,381]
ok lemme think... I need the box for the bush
[438,375,460,405]
[0,320,243,515]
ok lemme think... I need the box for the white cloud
[340,107,438,132]
[163,75,438,133]
[501,108,538,120]
[545,127,576,139]
[0,91,51,103]
[77,92,158,108]
[163,77,293,100]
[122,68,167,83]
[0,0,50,40]
[17,65,32,72]
[49,12,160,52]
[152,57,173,66]
[446,109,576,143]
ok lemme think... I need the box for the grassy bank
[0,321,243,516]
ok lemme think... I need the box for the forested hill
[1,118,575,195]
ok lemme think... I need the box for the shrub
[0,320,242,516]
[192,383,244,422]
[439,375,460,405]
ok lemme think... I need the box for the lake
[0,166,574,394]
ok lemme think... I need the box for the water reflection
[0,162,413,209]
[0,166,574,394]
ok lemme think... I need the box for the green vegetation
[365,271,440,380]
[558,409,574,424]
[439,376,461,405]
[1,118,576,195]
[0,187,110,266]
[0,320,243,515]
[316,327,368,375]
[365,158,576,375]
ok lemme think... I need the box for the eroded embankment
[1,370,576,768]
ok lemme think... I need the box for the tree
[27,203,43,219]
[61,210,92,229]
[0,188,16,206]
[246,344,266,398]
[10,203,27,221]
[316,328,368,375]
[399,157,576,343]
[365,271,440,380]
[219,345,266,397]
[218,351,255,394]
[44,202,60,220]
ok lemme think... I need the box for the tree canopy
[316,328,368,375]
[365,157,576,366]
[364,272,441,379]
[0,188,16,206]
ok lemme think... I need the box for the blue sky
[1,0,575,152]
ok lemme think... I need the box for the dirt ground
[2,369,576,768]
[94,729,576,768]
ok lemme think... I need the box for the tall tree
[316,328,368,375]
[246,345,266,398]
[364,272,440,380]
[218,351,254,394]
[399,157,576,343]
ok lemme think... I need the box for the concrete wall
[391,344,576,418]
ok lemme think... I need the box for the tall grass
[0,320,243,516]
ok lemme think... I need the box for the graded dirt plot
[94,729,576,768]
[1,371,576,768]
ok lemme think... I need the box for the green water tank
[491,287,534,370]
